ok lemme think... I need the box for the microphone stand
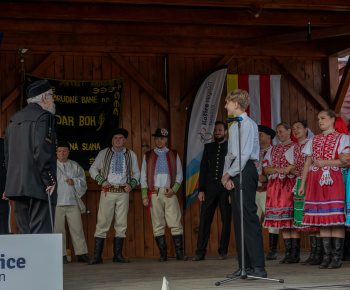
[215,118,284,286]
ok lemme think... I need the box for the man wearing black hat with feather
[4,79,57,234]
[89,128,140,265]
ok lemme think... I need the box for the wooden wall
[0,51,330,259]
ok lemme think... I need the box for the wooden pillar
[167,54,182,155]
[329,56,340,104]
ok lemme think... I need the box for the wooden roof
[1,0,350,57]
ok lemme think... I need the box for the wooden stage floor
[64,253,350,290]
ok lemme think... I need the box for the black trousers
[196,190,232,256]
[0,201,9,234]
[14,196,55,234]
[231,160,265,269]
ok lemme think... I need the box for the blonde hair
[276,122,291,130]
[225,89,250,111]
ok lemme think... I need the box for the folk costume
[263,140,296,229]
[141,128,186,261]
[4,80,57,234]
[193,140,231,261]
[55,142,89,263]
[224,112,266,275]
[89,128,140,265]
[255,125,279,260]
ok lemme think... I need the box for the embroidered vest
[100,147,133,182]
[293,142,308,173]
[269,141,295,180]
[145,149,177,190]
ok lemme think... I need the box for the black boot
[285,238,300,264]
[319,237,332,269]
[172,235,187,261]
[279,238,292,264]
[308,237,323,265]
[266,233,279,260]
[78,254,90,263]
[113,237,131,263]
[88,237,104,265]
[328,237,344,269]
[155,235,167,262]
[343,231,350,261]
[301,236,316,265]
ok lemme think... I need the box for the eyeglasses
[48,93,56,100]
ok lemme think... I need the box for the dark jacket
[4,103,57,204]
[198,141,228,192]
[0,138,6,204]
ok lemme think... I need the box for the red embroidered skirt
[302,169,345,226]
[263,176,296,229]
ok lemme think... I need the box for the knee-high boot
[328,237,344,269]
[301,236,316,265]
[279,238,292,264]
[172,235,187,261]
[155,235,167,262]
[266,233,279,260]
[285,238,300,264]
[113,237,131,263]
[319,237,333,269]
[88,237,105,265]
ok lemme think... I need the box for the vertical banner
[25,75,124,170]
[227,74,281,143]
[183,66,227,209]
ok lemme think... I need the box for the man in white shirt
[222,89,266,278]
[89,128,140,265]
[55,141,89,264]
[141,128,186,261]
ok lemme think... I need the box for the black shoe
[250,267,267,278]
[279,238,292,264]
[172,235,187,261]
[328,237,344,269]
[88,237,104,265]
[266,233,279,260]
[78,254,90,263]
[319,237,332,269]
[219,254,227,260]
[155,235,167,262]
[192,255,205,261]
[301,236,316,265]
[63,256,68,264]
[113,237,131,263]
[285,238,300,264]
[226,268,252,278]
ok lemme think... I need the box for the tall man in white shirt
[141,128,186,261]
[89,128,140,265]
[55,141,89,264]
[221,89,266,278]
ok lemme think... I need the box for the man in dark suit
[0,138,9,235]
[192,121,232,261]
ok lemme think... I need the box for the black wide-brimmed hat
[110,128,128,139]
[258,125,276,139]
[57,141,70,148]
[152,128,169,137]
[26,80,52,99]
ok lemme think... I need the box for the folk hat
[26,80,52,99]
[152,128,169,137]
[110,128,128,139]
[258,125,276,139]
[57,141,70,149]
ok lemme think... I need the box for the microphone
[226,117,243,123]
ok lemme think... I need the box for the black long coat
[4,103,57,204]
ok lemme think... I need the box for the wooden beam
[108,53,169,112]
[241,25,350,47]
[333,59,350,113]
[19,0,350,12]
[2,52,59,112]
[340,65,346,77]
[274,57,329,110]
[1,4,350,27]
[180,55,233,110]
[327,35,350,57]
[329,57,340,104]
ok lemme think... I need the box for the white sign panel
[0,234,63,290]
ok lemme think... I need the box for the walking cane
[46,186,54,233]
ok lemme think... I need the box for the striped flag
[227,74,281,140]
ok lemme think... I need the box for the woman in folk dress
[299,110,350,269]
[263,122,296,264]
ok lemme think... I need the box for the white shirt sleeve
[302,137,313,156]
[140,155,148,189]
[89,150,104,180]
[131,151,141,184]
[72,161,87,198]
[338,134,350,154]
[285,145,295,165]
[175,154,183,184]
